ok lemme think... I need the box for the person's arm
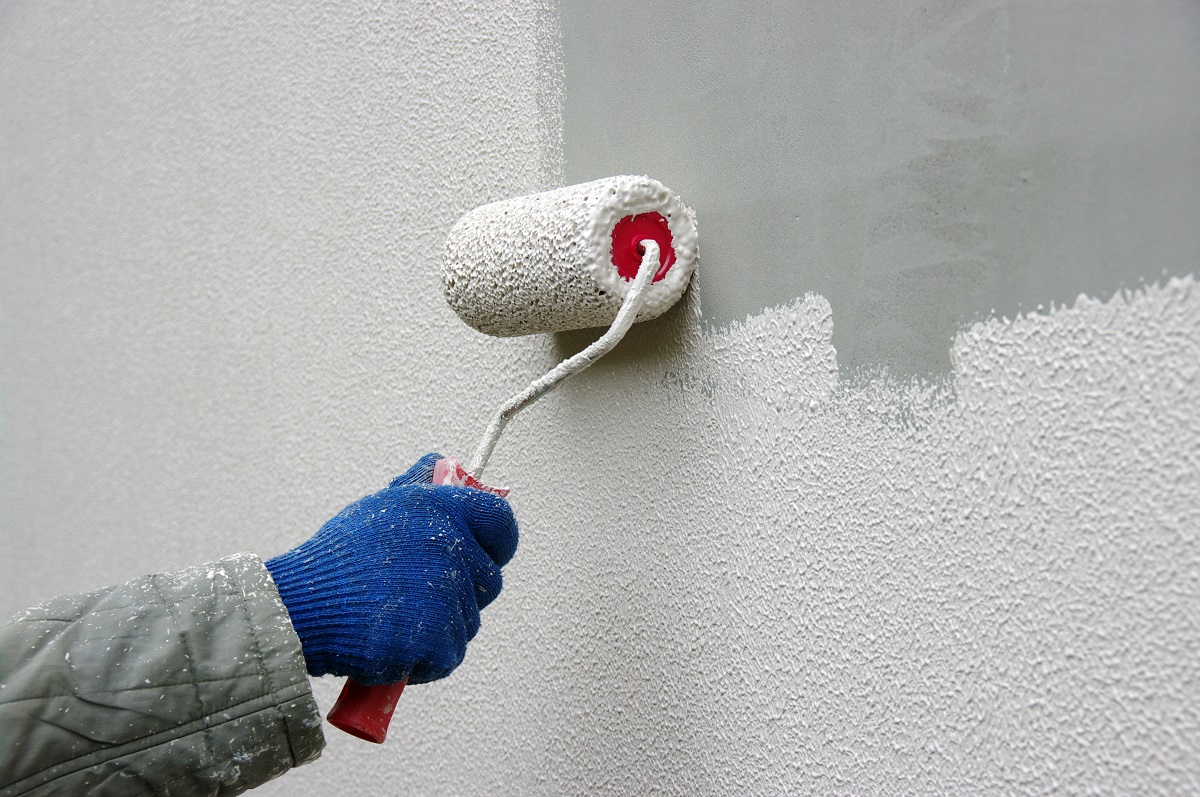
[0,454,519,796]
[0,553,321,796]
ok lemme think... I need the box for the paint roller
[325,175,698,742]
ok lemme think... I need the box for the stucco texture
[2,2,1198,796]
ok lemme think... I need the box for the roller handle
[327,678,408,743]
[325,457,509,743]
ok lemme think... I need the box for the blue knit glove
[264,454,518,685]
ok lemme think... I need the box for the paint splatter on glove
[264,453,518,685]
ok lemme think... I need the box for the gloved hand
[264,453,518,685]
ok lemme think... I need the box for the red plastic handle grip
[326,677,408,743]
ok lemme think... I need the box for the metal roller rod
[468,240,662,480]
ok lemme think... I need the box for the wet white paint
[2,1,1198,795]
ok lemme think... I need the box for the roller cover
[441,175,698,337]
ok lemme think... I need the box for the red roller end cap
[611,212,675,282]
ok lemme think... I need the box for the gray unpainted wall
[2,2,1198,795]
[562,0,1200,378]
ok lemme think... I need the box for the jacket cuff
[232,553,327,767]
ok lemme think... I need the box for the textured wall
[2,2,1199,796]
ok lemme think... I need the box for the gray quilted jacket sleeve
[0,553,325,796]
